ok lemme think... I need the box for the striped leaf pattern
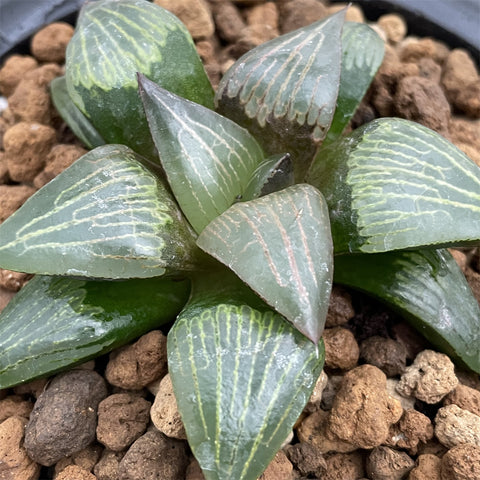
[0,145,200,278]
[139,75,265,234]
[323,21,385,145]
[308,118,480,253]
[215,9,345,180]
[334,249,480,373]
[0,275,189,389]
[66,0,214,160]
[197,184,333,343]
[168,298,324,480]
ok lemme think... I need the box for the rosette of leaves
[0,2,479,479]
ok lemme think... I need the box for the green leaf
[66,0,214,160]
[215,9,345,181]
[323,22,385,145]
[168,273,324,480]
[139,75,265,234]
[307,118,480,254]
[0,275,190,389]
[0,145,201,279]
[241,153,294,202]
[197,184,333,343]
[334,249,480,373]
[50,76,105,149]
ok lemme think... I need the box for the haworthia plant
[168,273,325,480]
[0,145,202,279]
[0,2,479,479]
[334,249,480,372]
[197,184,333,343]
[65,0,214,160]
[308,118,480,253]
[215,9,346,181]
[0,275,190,389]
[139,74,265,234]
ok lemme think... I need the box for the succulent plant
[0,1,479,478]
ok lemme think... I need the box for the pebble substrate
[0,1,479,479]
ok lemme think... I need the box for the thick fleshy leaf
[50,76,105,149]
[197,184,333,343]
[168,273,325,480]
[323,21,384,145]
[307,118,480,254]
[215,9,345,181]
[139,75,265,234]
[0,145,201,278]
[334,249,480,373]
[0,275,190,389]
[241,153,294,201]
[66,0,214,160]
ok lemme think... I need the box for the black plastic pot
[347,0,480,63]
[0,0,85,63]
[0,0,479,64]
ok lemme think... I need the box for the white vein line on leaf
[151,92,234,203]
[239,317,285,474]
[243,60,278,117]
[306,71,327,128]
[287,192,318,289]
[239,325,295,478]
[281,31,326,121]
[174,135,215,220]
[214,306,223,473]
[236,206,287,287]
[350,161,480,202]
[186,318,209,438]
[227,310,264,477]
[229,28,304,101]
[380,128,480,185]
[355,191,480,214]
[263,352,319,446]
[266,201,309,302]
[87,17,126,83]
[11,181,160,242]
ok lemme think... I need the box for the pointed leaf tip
[140,74,265,233]
[215,9,346,180]
[0,144,200,278]
[197,184,334,343]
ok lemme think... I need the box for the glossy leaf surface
[168,273,325,480]
[197,184,333,343]
[323,21,384,145]
[66,0,214,160]
[241,153,294,201]
[0,145,201,278]
[308,118,480,254]
[0,275,190,389]
[139,75,264,233]
[215,9,345,181]
[334,249,480,373]
[50,76,105,150]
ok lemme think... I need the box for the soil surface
[0,1,479,479]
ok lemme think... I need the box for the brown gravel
[30,22,74,64]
